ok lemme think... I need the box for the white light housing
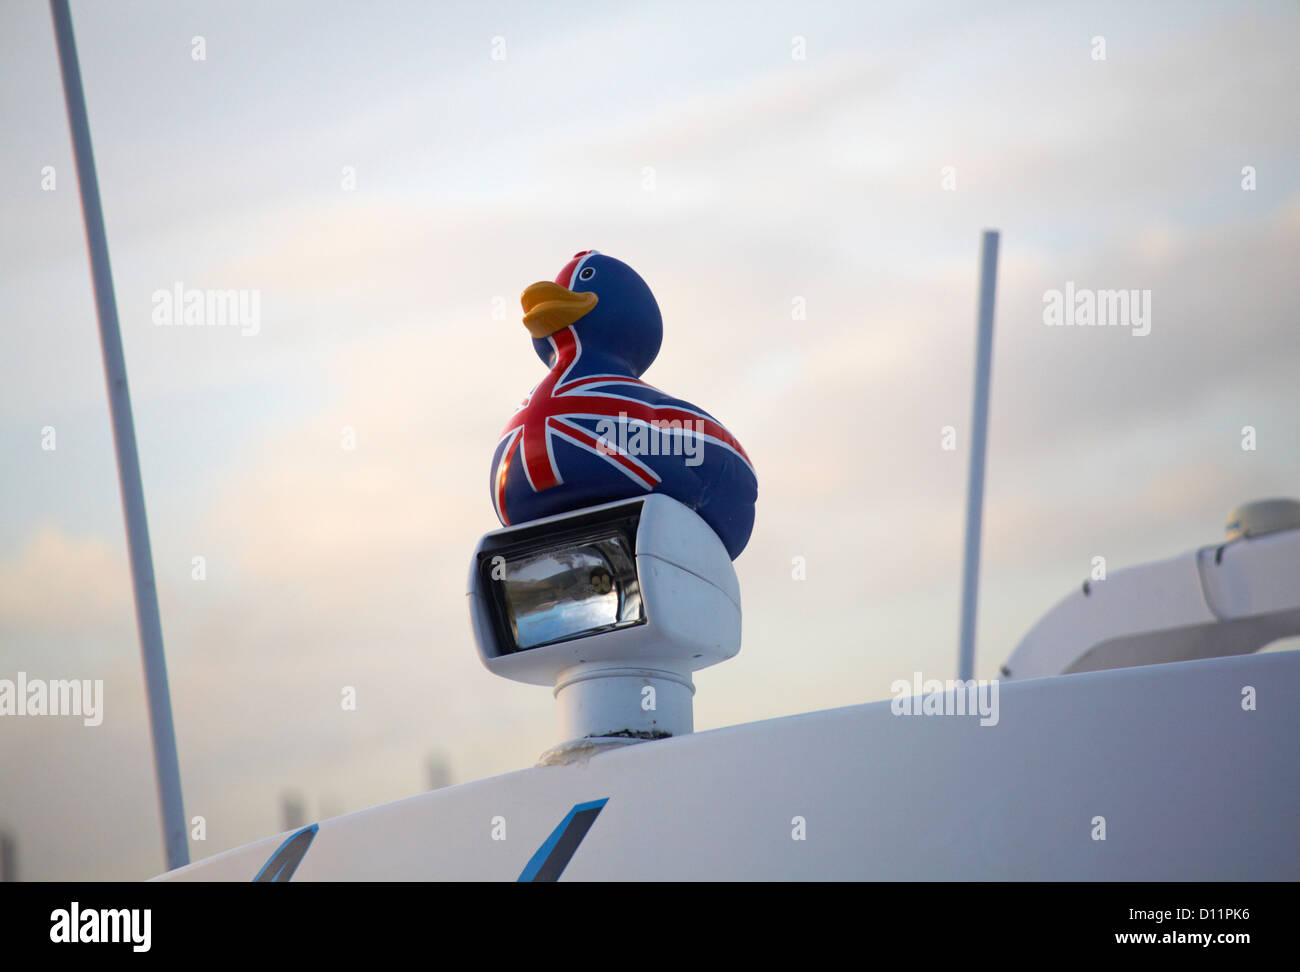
[467,495,741,749]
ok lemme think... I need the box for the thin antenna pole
[49,0,189,871]
[958,230,1000,682]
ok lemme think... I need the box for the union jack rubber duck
[490,250,757,559]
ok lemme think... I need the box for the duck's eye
[579,267,595,281]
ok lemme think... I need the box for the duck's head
[520,250,663,376]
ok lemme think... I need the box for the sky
[1,0,1298,879]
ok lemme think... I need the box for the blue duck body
[489,250,757,559]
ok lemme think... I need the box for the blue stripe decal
[253,824,318,882]
[518,799,608,882]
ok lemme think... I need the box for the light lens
[496,533,644,651]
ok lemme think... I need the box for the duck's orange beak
[520,281,598,338]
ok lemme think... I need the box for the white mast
[957,230,1000,681]
[49,0,189,870]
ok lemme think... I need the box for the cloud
[0,528,133,640]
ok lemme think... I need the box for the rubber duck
[490,250,757,559]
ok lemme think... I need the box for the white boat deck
[161,650,1300,881]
